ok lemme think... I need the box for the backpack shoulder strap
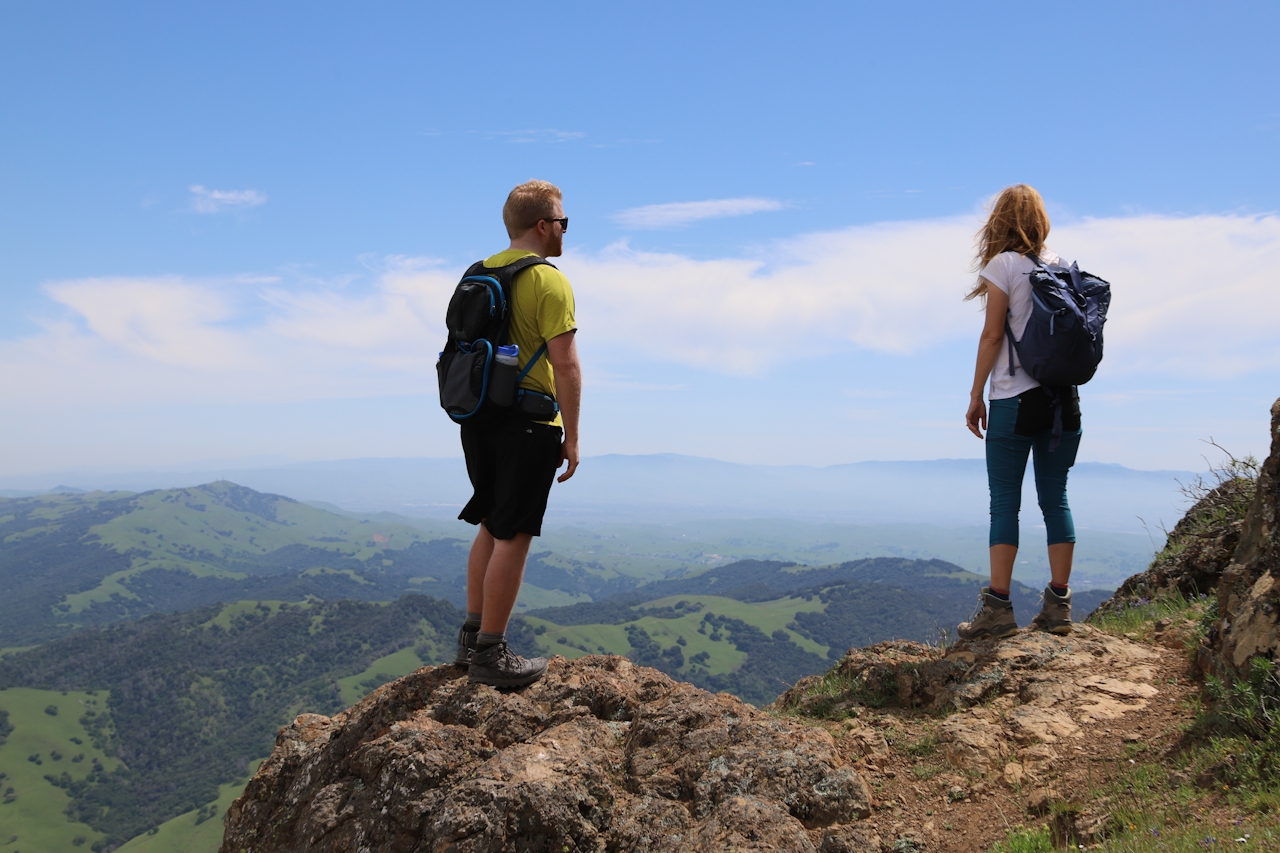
[485,254,551,285]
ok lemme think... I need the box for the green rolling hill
[0,482,469,646]
[0,594,466,850]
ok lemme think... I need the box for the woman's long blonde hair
[965,184,1050,301]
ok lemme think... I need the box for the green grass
[1090,589,1208,635]
[1077,753,1279,851]
[115,760,262,853]
[524,593,827,675]
[337,646,428,706]
[0,688,121,853]
[200,600,302,631]
[510,585,591,611]
[989,826,1053,853]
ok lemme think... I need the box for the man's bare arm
[546,330,581,482]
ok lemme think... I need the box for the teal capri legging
[986,397,1081,548]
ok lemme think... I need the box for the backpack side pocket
[438,342,493,421]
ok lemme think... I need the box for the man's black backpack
[436,256,560,424]
[1005,255,1111,387]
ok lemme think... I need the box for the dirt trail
[790,624,1200,852]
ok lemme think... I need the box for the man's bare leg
[479,532,533,635]
[466,524,496,617]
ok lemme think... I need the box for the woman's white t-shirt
[980,249,1061,400]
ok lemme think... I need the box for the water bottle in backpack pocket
[487,345,520,407]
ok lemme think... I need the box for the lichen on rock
[220,655,873,853]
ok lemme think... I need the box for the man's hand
[557,440,579,482]
[547,329,581,483]
[966,395,987,439]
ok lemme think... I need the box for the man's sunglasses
[543,217,568,232]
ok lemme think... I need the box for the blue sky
[1,1,1278,478]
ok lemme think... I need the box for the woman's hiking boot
[956,588,1018,640]
[468,641,548,688]
[1031,585,1073,635]
[453,625,478,668]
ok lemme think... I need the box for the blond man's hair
[503,180,563,238]
[966,184,1051,301]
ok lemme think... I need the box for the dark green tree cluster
[0,593,462,848]
[682,614,829,707]
[623,625,684,673]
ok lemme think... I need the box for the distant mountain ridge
[0,453,1192,533]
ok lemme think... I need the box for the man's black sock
[1049,582,1069,596]
[988,588,1011,601]
[464,612,482,631]
[476,631,505,651]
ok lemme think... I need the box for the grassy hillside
[532,518,1155,590]
[115,761,261,853]
[0,594,462,849]
[525,557,1115,706]
[0,688,120,853]
[0,483,470,646]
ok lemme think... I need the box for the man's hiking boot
[956,588,1018,640]
[1031,585,1072,635]
[468,642,547,688]
[453,625,478,668]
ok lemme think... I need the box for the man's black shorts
[459,418,563,540]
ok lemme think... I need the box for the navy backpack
[1005,254,1112,447]
[1005,254,1111,386]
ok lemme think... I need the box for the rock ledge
[221,655,874,853]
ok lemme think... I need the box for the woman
[957,184,1081,640]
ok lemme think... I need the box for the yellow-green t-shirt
[483,250,577,427]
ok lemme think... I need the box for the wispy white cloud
[563,212,1280,375]
[485,129,584,144]
[2,213,1276,409]
[613,197,788,229]
[189,185,267,214]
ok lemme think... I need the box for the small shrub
[989,826,1053,853]
[910,763,942,781]
[904,729,939,757]
[44,704,58,716]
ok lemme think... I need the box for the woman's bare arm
[966,280,1009,439]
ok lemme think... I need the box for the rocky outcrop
[1202,399,1280,675]
[771,626,1173,849]
[220,655,874,853]
[775,626,1161,779]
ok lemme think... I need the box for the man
[454,180,581,688]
